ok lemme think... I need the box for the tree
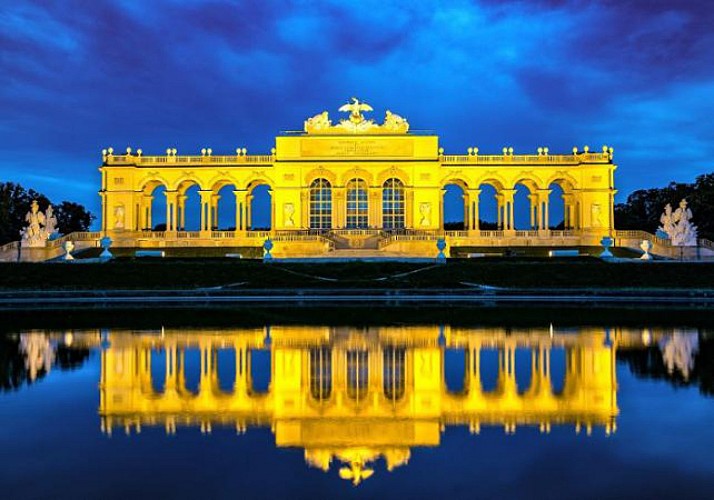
[0,182,50,245]
[615,173,714,240]
[0,182,93,245]
[54,201,95,234]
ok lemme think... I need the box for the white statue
[20,200,58,247]
[114,205,125,230]
[283,203,295,227]
[20,333,55,382]
[383,110,410,133]
[659,330,699,381]
[338,97,373,124]
[304,111,332,133]
[419,202,431,226]
[659,199,698,246]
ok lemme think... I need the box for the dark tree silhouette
[0,182,93,245]
[615,173,714,240]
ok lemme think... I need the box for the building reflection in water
[97,326,629,485]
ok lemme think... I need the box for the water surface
[1,319,713,499]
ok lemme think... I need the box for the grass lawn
[2,257,714,290]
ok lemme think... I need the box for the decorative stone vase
[599,236,614,259]
[640,240,653,260]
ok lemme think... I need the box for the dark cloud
[1,0,713,215]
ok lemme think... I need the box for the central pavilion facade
[99,99,616,257]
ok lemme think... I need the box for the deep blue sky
[2,0,714,219]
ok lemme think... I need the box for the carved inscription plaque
[300,138,414,158]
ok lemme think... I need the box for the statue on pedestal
[659,199,698,246]
[20,200,58,247]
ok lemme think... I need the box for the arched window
[346,178,368,229]
[309,347,332,401]
[383,346,406,402]
[346,350,369,401]
[309,178,332,230]
[382,178,405,230]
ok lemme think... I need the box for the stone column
[211,194,221,231]
[177,195,187,231]
[234,190,247,232]
[562,193,574,229]
[500,189,516,232]
[164,190,178,233]
[300,189,309,230]
[368,190,380,229]
[467,189,481,231]
[141,194,153,230]
[528,194,538,230]
[405,189,414,229]
[246,193,254,230]
[536,189,551,232]
[198,190,214,235]
[333,187,346,229]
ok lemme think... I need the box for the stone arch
[340,168,374,186]
[439,175,469,190]
[545,172,578,191]
[247,181,273,230]
[139,177,170,194]
[474,175,507,192]
[511,177,540,230]
[441,178,470,230]
[304,168,337,187]
[509,172,545,191]
[243,172,276,191]
[208,175,240,193]
[376,167,410,187]
[171,175,204,193]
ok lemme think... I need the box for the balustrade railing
[105,154,275,166]
[440,153,610,165]
[614,229,671,247]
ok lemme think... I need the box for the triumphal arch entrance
[99,98,616,257]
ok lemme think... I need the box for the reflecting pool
[2,321,714,498]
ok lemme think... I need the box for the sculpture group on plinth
[659,199,698,247]
[20,200,58,247]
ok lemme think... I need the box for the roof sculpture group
[304,97,409,134]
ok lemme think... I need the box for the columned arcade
[99,100,616,257]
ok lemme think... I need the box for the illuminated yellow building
[99,98,616,257]
[99,326,620,483]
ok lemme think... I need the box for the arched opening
[382,178,405,230]
[383,346,406,402]
[216,348,236,394]
[513,181,536,230]
[182,348,201,395]
[346,178,368,229]
[515,347,533,393]
[148,184,167,231]
[550,347,567,395]
[177,183,201,231]
[443,182,467,230]
[346,350,369,401]
[479,348,500,393]
[309,178,332,230]
[477,183,499,230]
[249,184,272,231]
[150,349,166,394]
[249,349,271,394]
[214,184,238,230]
[309,347,332,401]
[548,182,568,229]
[445,348,467,394]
